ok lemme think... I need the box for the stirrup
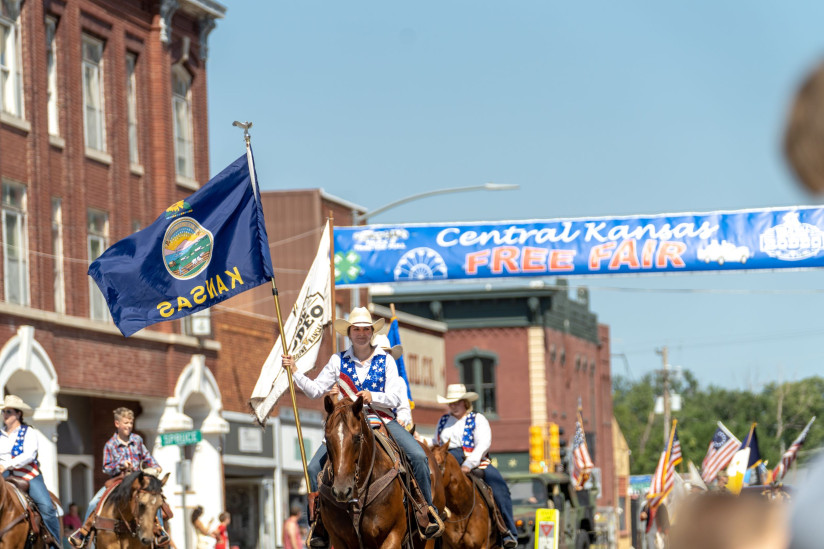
[502,531,518,549]
[423,505,445,539]
[154,528,171,547]
[68,530,87,549]
[307,519,330,548]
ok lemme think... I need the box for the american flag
[701,422,740,484]
[647,421,682,513]
[772,416,816,483]
[570,410,594,488]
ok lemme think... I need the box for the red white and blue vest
[10,424,40,480]
[436,412,491,469]
[338,351,394,428]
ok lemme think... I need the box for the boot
[502,530,518,548]
[307,515,330,548]
[407,476,444,539]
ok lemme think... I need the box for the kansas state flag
[89,153,274,337]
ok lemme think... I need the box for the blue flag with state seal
[88,152,274,337]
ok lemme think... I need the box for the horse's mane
[109,471,163,509]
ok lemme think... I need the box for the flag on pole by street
[646,420,682,521]
[88,153,274,337]
[701,421,741,484]
[570,409,595,488]
[386,315,414,409]
[249,222,332,425]
[772,416,816,483]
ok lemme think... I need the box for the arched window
[172,67,194,179]
[454,348,498,415]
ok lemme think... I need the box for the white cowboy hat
[371,333,403,361]
[436,384,479,404]
[333,307,385,337]
[0,394,32,412]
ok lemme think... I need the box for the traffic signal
[529,425,545,473]
[558,433,568,473]
[548,422,561,467]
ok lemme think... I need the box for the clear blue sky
[208,1,824,389]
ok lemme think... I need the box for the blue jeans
[308,420,433,506]
[449,448,517,536]
[24,474,62,542]
[84,486,106,521]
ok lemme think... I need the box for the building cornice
[0,302,221,351]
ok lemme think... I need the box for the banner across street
[333,205,824,285]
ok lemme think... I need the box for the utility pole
[657,346,671,445]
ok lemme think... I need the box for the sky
[207,1,824,390]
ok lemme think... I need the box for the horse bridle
[113,483,163,538]
[438,452,481,525]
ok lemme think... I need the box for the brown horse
[0,474,53,549]
[320,395,444,549]
[91,470,169,548]
[431,444,496,549]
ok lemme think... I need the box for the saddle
[468,472,508,535]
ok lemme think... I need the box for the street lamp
[352,182,520,225]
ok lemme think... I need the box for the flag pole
[233,121,311,492]
[329,211,337,355]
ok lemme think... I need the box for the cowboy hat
[436,384,479,404]
[333,307,385,337]
[371,333,403,361]
[0,394,32,412]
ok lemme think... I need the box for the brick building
[0,0,227,546]
[372,280,617,507]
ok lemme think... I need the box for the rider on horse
[282,306,444,547]
[0,394,61,548]
[68,407,168,548]
[432,384,519,548]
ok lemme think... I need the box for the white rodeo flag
[249,221,331,425]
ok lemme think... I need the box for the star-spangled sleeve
[462,413,492,470]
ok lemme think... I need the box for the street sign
[160,430,202,447]
[534,508,558,549]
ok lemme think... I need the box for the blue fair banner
[89,152,274,337]
[333,206,824,285]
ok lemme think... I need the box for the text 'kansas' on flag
[89,153,274,337]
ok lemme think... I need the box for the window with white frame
[126,52,139,164]
[172,67,194,179]
[82,35,106,151]
[0,0,23,117]
[52,198,65,314]
[46,16,59,135]
[2,181,28,305]
[87,210,109,321]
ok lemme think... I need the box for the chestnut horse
[91,470,169,548]
[431,444,496,549]
[320,395,444,549]
[0,475,56,549]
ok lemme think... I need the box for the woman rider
[0,394,61,548]
[282,307,444,547]
[431,384,518,548]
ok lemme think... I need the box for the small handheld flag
[387,314,414,409]
[570,409,595,488]
[89,153,274,336]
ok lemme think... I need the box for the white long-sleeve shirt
[0,424,38,470]
[395,379,412,427]
[435,413,492,470]
[293,346,403,416]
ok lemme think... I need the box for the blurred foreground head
[669,491,788,549]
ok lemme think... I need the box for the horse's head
[111,470,169,545]
[431,443,456,480]
[323,394,369,503]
